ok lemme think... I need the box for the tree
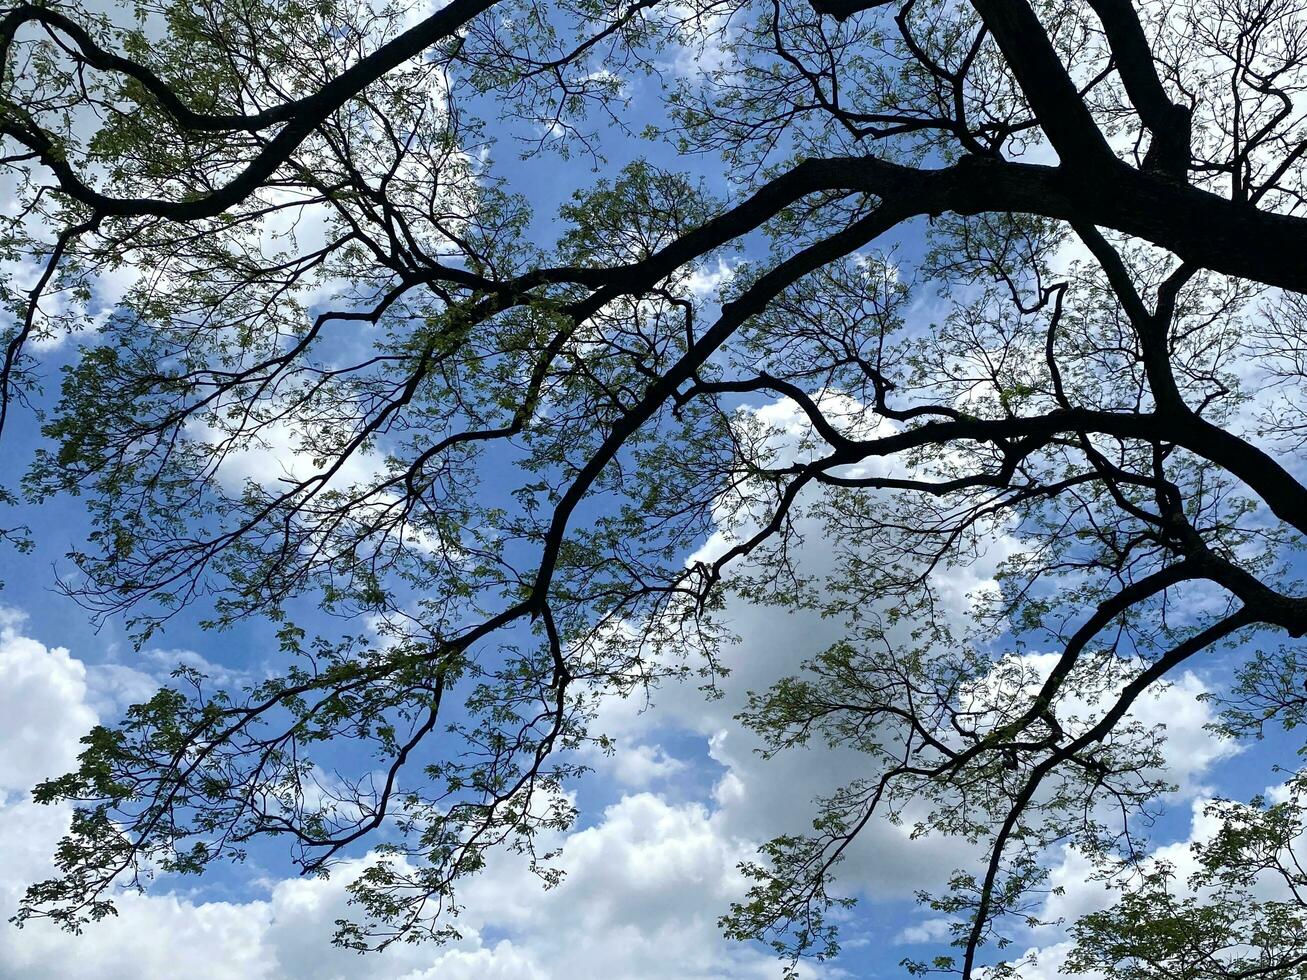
[4,0,1307,974]
[1066,777,1307,980]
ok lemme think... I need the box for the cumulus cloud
[0,609,97,796]
[583,390,1245,962]
[0,607,826,979]
[895,917,956,945]
[585,738,690,788]
[0,385,1249,977]
[1016,774,1307,979]
[685,258,739,303]
[189,415,385,496]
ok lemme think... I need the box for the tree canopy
[4,0,1307,975]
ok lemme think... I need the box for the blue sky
[0,334,1286,979]
[0,1,1298,978]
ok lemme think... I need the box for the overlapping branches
[5,0,1307,974]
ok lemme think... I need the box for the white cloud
[685,258,738,302]
[587,739,689,788]
[895,917,955,945]
[0,382,1251,979]
[189,415,384,496]
[992,940,1091,980]
[662,2,735,78]
[0,609,96,796]
[591,390,1243,948]
[1020,775,1306,978]
[0,607,828,979]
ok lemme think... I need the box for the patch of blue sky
[0,6,1285,978]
